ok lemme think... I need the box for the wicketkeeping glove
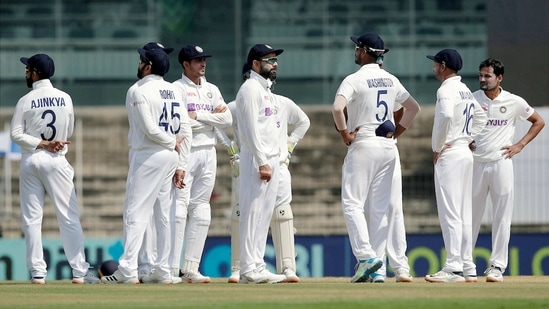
[227,141,240,178]
[284,141,297,166]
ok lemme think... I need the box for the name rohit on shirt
[366,78,394,88]
[31,97,66,109]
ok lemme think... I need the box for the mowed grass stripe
[0,276,547,309]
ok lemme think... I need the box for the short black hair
[479,58,504,76]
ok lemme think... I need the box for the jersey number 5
[375,90,389,122]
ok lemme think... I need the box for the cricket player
[102,47,191,284]
[235,44,287,284]
[170,45,232,283]
[332,32,420,283]
[10,53,99,284]
[223,63,310,283]
[471,58,544,282]
[425,49,487,283]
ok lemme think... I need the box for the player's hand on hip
[502,143,524,159]
[340,127,359,146]
[259,164,272,182]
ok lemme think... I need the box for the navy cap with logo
[142,42,174,54]
[178,45,211,64]
[426,49,463,72]
[350,32,389,56]
[138,48,170,75]
[246,44,284,66]
[20,54,55,78]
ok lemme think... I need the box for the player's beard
[258,64,272,80]
[480,82,496,91]
[137,66,146,79]
[26,76,33,88]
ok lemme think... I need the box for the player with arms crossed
[102,47,191,284]
[169,45,232,283]
[10,54,99,284]
[332,33,420,283]
[471,58,544,282]
[425,49,487,283]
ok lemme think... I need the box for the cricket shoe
[350,257,383,283]
[31,276,46,285]
[181,270,211,284]
[72,270,100,284]
[464,274,478,282]
[100,270,140,284]
[138,269,151,282]
[395,269,413,282]
[240,269,269,284]
[140,272,175,284]
[485,266,503,282]
[368,273,385,283]
[425,270,465,283]
[283,268,300,283]
[228,268,240,283]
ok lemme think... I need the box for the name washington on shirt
[367,78,394,88]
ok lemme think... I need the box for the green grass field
[1,277,548,309]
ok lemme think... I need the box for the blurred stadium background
[0,0,548,240]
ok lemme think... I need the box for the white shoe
[368,273,385,283]
[259,268,286,284]
[485,266,503,282]
[31,276,46,284]
[240,269,269,284]
[425,270,465,283]
[350,257,383,283]
[464,274,478,282]
[283,268,300,283]
[140,272,173,284]
[100,269,140,284]
[72,270,100,284]
[181,270,211,284]
[228,268,240,284]
[138,269,150,282]
[395,269,413,283]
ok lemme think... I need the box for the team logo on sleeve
[500,106,507,113]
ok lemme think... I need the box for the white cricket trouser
[118,148,178,280]
[276,163,292,206]
[138,213,156,274]
[173,146,216,273]
[239,148,279,274]
[367,152,410,276]
[472,159,514,271]
[434,145,475,273]
[19,151,90,279]
[342,138,396,262]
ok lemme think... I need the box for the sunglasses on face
[260,57,278,64]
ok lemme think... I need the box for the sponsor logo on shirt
[487,119,508,126]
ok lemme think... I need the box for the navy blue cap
[375,120,396,138]
[20,54,55,78]
[350,32,389,55]
[178,45,211,63]
[426,49,463,72]
[246,44,284,65]
[142,42,174,54]
[138,48,170,75]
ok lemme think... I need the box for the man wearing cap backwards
[332,33,420,283]
[425,49,487,283]
[10,54,99,284]
[233,44,287,284]
[170,45,232,283]
[471,58,544,282]
[102,46,192,284]
[220,63,310,283]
